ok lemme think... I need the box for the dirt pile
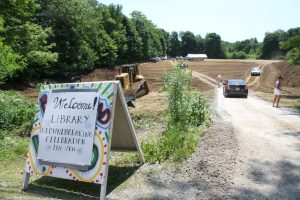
[81,68,116,82]
[256,61,300,96]
[275,62,300,87]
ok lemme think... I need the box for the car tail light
[225,85,231,89]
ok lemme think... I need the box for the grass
[0,135,29,164]
[0,148,142,200]
[292,102,300,111]
[0,92,153,199]
[0,90,35,137]
[0,64,211,198]
[131,111,165,130]
[142,123,207,163]
[253,91,300,112]
[141,64,210,163]
[0,157,140,200]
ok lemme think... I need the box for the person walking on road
[273,76,283,107]
[216,74,223,88]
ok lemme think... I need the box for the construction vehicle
[115,64,149,107]
[179,62,188,69]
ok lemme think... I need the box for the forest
[0,0,300,84]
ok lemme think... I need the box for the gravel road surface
[107,70,300,200]
[216,87,300,199]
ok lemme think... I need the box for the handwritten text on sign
[37,89,99,166]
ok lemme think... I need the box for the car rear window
[228,80,246,85]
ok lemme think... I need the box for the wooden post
[99,175,108,200]
[99,83,118,200]
[22,172,30,191]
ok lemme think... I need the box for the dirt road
[192,67,300,198]
[191,67,300,198]
[215,87,300,199]
[107,63,300,199]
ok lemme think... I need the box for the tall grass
[0,90,35,137]
[142,64,210,163]
[0,90,35,162]
[0,136,28,162]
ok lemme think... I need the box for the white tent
[186,54,207,61]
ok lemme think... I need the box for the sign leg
[22,172,30,191]
[137,151,145,163]
[100,182,107,200]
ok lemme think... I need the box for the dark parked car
[223,79,248,98]
[148,57,159,63]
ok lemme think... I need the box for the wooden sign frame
[22,81,144,200]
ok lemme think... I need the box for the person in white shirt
[273,76,283,107]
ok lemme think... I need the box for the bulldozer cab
[115,64,149,106]
[115,72,130,91]
[117,64,140,83]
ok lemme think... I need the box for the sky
[99,0,300,43]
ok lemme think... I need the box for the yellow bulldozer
[115,64,149,107]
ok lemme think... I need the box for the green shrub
[163,64,209,129]
[142,64,210,163]
[142,125,205,163]
[286,47,300,65]
[0,133,28,162]
[230,51,248,59]
[0,40,25,84]
[0,90,35,136]
[292,103,300,111]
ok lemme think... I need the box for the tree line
[0,0,299,84]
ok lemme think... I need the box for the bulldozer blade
[134,80,149,99]
[127,100,135,108]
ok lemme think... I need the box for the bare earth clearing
[107,60,300,199]
[1,60,300,199]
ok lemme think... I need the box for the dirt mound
[256,61,300,95]
[139,61,173,92]
[189,61,256,81]
[81,68,116,82]
[274,62,300,87]
[255,63,279,93]
[139,61,214,92]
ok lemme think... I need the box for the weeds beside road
[142,64,210,163]
[0,63,211,199]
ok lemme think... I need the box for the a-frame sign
[23,81,144,200]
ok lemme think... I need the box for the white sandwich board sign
[23,81,144,199]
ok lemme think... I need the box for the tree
[38,0,117,77]
[280,35,300,51]
[280,27,300,65]
[261,30,285,59]
[195,34,204,53]
[230,51,248,59]
[131,11,166,59]
[168,31,180,57]
[131,11,152,59]
[159,29,170,56]
[0,17,24,83]
[0,0,57,81]
[204,33,225,58]
[286,47,300,65]
[180,31,198,56]
[99,4,127,64]
[121,16,143,62]
[231,38,259,54]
